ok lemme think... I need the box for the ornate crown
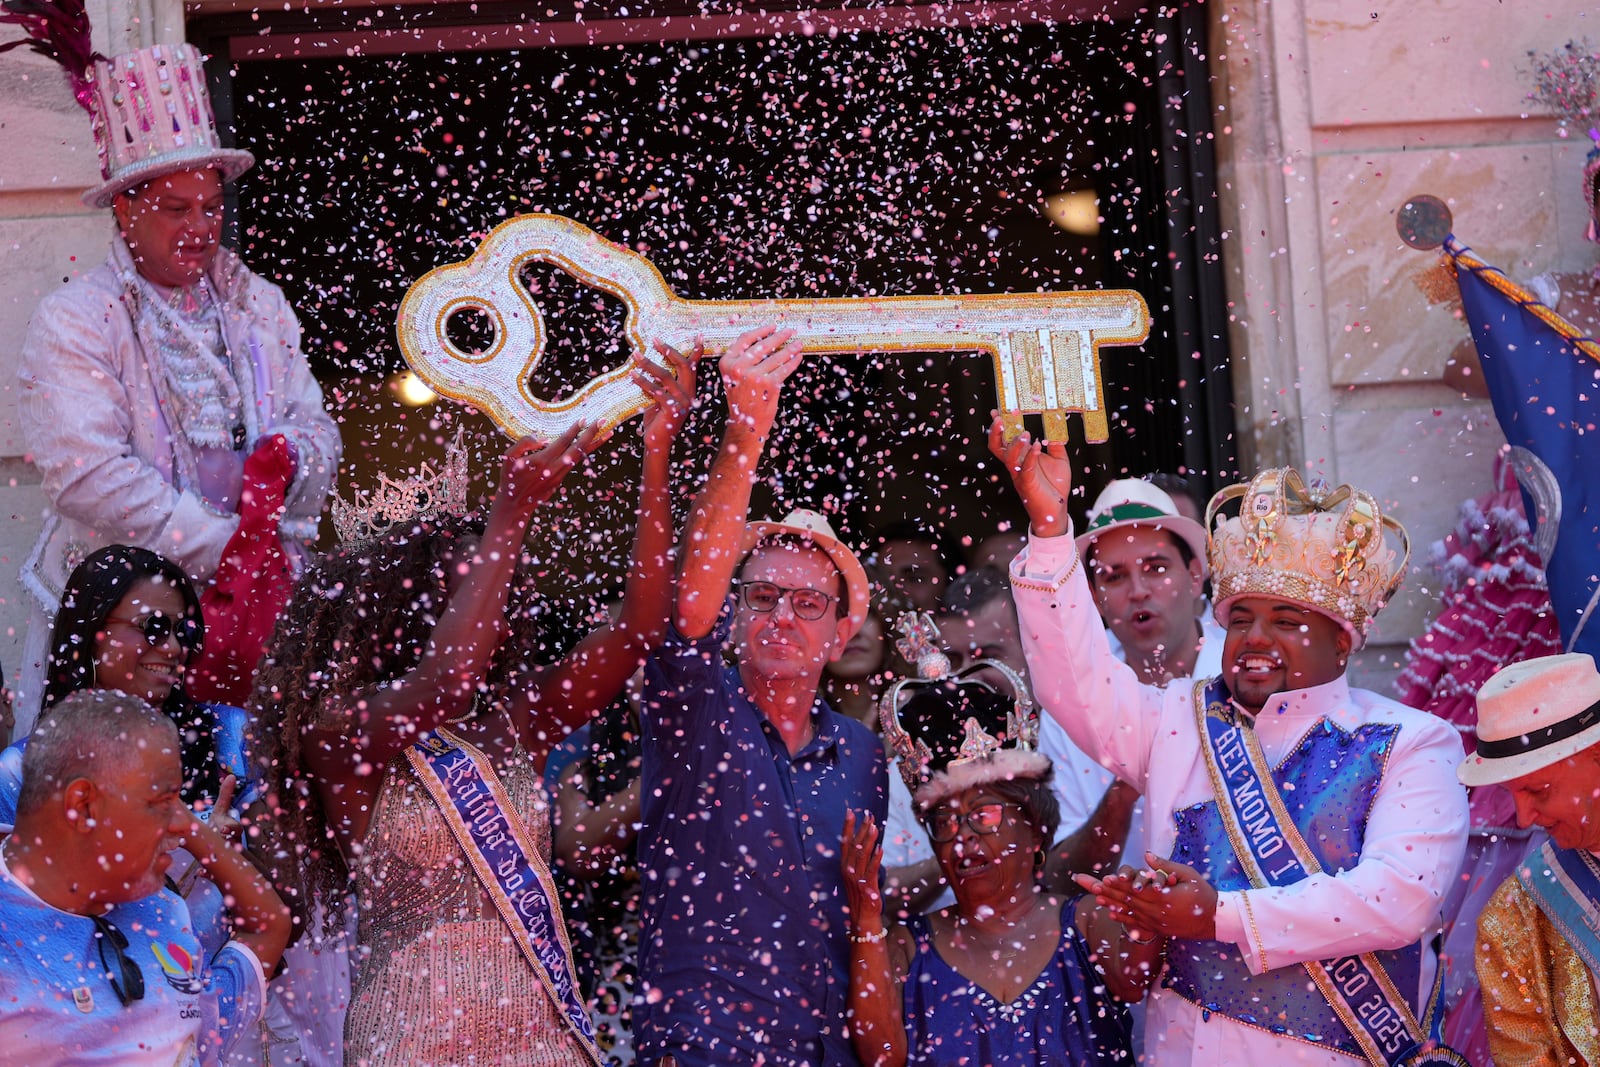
[331,430,472,544]
[878,612,1047,808]
[1206,468,1410,648]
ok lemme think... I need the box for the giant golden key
[397,213,1150,444]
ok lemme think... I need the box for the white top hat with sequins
[81,43,254,209]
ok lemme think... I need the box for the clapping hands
[1075,853,1219,942]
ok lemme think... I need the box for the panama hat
[1458,653,1600,787]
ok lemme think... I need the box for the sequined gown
[345,746,593,1067]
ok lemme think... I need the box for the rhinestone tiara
[330,429,472,544]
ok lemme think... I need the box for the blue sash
[1519,840,1600,978]
[1193,678,1464,1067]
[407,729,601,1065]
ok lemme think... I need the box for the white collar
[0,835,46,907]
[1247,673,1361,731]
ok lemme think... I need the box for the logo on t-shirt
[150,941,204,995]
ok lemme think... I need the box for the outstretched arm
[676,326,804,639]
[991,416,1164,788]
[513,342,700,749]
[986,416,1074,539]
[552,757,642,879]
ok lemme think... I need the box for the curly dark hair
[247,516,483,922]
[45,545,216,805]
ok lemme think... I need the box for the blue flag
[1449,236,1600,657]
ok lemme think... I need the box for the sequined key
[397,213,1150,444]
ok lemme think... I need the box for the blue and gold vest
[1163,717,1421,1057]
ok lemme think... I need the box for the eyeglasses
[91,914,145,1006]
[106,611,202,652]
[738,581,839,621]
[927,801,1020,843]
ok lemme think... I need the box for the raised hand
[719,325,803,439]
[841,809,886,933]
[987,414,1074,539]
[1075,852,1218,941]
[632,338,702,452]
[196,773,244,847]
[494,423,600,518]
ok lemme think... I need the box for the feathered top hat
[0,2,253,208]
[82,43,254,209]
[878,612,1048,809]
[1206,468,1410,649]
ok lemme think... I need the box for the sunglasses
[738,581,839,622]
[106,611,202,652]
[927,801,1021,844]
[91,914,145,1006]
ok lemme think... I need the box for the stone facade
[1212,0,1593,681]
[0,0,178,678]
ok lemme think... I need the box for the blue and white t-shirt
[0,847,266,1067]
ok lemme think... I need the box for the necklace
[166,281,206,317]
[137,273,248,452]
[445,692,529,763]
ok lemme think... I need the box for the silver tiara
[330,429,472,544]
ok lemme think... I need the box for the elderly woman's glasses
[738,581,838,621]
[91,914,146,1006]
[106,611,202,652]
[928,801,1020,843]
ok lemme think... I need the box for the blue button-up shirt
[635,620,888,1067]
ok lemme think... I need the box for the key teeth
[1041,410,1072,444]
[1079,407,1109,444]
[998,412,1027,445]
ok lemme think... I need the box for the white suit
[1011,529,1469,1066]
[14,234,340,732]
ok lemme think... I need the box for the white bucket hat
[1458,653,1600,787]
[741,509,870,639]
[1075,478,1209,577]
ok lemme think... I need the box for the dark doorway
[203,5,1229,596]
